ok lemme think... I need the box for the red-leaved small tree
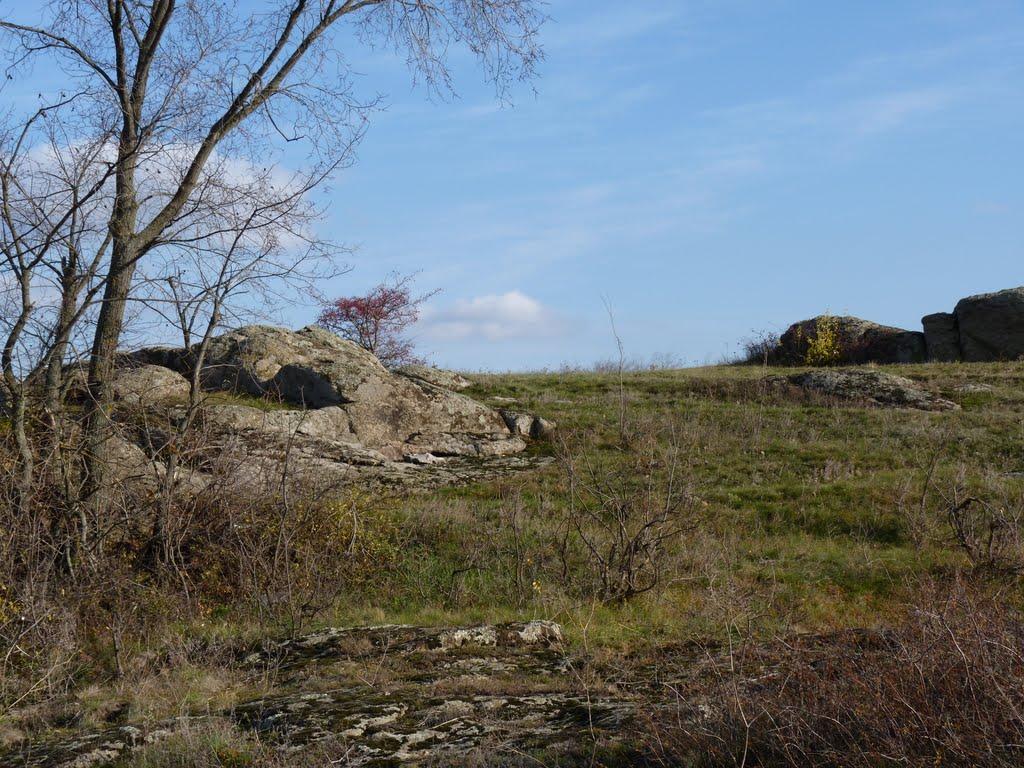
[317,273,438,367]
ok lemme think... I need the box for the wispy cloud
[544,3,682,51]
[419,291,564,341]
[850,85,965,135]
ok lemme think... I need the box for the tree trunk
[81,236,136,502]
[81,144,139,531]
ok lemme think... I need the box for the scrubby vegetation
[3,361,1024,764]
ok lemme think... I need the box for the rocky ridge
[110,325,554,492]
[777,316,926,365]
[924,286,1024,363]
[775,286,1024,366]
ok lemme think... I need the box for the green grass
[141,360,1017,653]
[197,390,296,411]
[301,360,1024,647]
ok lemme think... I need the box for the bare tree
[557,415,696,603]
[0,98,115,514]
[0,0,543,553]
[136,170,340,570]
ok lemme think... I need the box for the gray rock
[134,325,521,460]
[117,326,561,493]
[777,316,926,365]
[774,369,959,411]
[3,621,634,768]
[953,287,1024,362]
[249,620,565,667]
[922,312,961,362]
[196,325,380,400]
[405,452,447,465]
[112,365,190,404]
[952,382,994,394]
[125,345,190,373]
[500,410,535,438]
[531,416,558,440]
[500,410,558,441]
[396,364,473,391]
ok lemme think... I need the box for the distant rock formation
[777,316,926,365]
[924,287,1024,362]
[921,312,960,362]
[772,287,1024,366]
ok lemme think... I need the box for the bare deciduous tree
[0,0,543,560]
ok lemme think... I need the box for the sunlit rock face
[114,325,553,493]
[777,315,926,365]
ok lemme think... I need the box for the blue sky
[312,0,1023,369]
[5,1,1022,370]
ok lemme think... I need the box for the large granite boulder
[777,316,926,365]
[920,287,1024,362]
[111,364,190,404]
[130,325,537,464]
[954,287,1024,362]
[396,364,473,391]
[921,312,960,362]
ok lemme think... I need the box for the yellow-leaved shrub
[804,314,843,366]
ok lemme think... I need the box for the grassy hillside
[5,361,1024,764]
[350,361,1023,644]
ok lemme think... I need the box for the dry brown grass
[643,578,1024,768]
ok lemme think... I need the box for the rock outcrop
[777,316,926,365]
[111,364,191,404]
[772,287,1024,365]
[112,325,552,491]
[0,622,635,767]
[396,364,473,391]
[921,312,960,362]
[771,369,959,411]
[938,287,1024,362]
[500,410,557,440]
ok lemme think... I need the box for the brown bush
[645,579,1024,767]
[555,413,698,603]
[0,418,395,714]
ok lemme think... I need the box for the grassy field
[5,361,1024,763]
[303,361,1024,647]
[128,359,1021,648]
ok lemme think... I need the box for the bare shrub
[947,494,1024,576]
[556,414,697,603]
[168,480,401,637]
[739,329,781,366]
[911,464,1024,578]
[646,578,1024,768]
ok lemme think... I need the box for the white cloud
[851,86,964,135]
[419,291,562,341]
